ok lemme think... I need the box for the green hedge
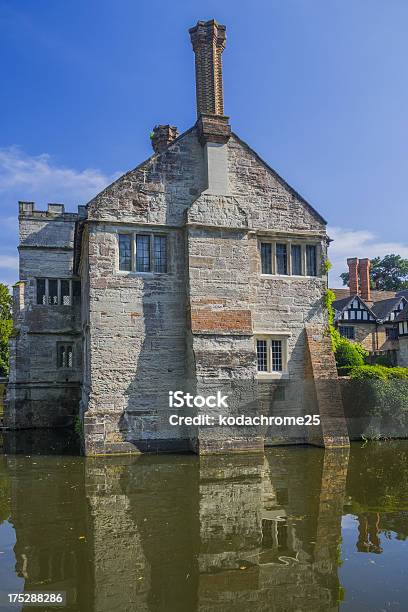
[335,339,365,369]
[349,365,408,380]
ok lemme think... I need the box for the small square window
[256,336,288,376]
[57,343,73,369]
[339,326,355,340]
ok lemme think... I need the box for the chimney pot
[150,125,179,154]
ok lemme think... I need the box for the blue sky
[0,0,407,287]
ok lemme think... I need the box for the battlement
[18,201,87,221]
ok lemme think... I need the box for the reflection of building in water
[197,448,349,612]
[356,513,382,554]
[7,456,91,611]
[85,457,151,612]
[5,448,349,612]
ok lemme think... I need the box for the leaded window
[291,244,302,275]
[36,279,80,307]
[119,234,132,271]
[57,343,73,369]
[271,340,283,372]
[339,326,355,340]
[256,337,287,376]
[154,236,167,273]
[256,340,268,372]
[118,233,168,274]
[261,243,272,274]
[276,244,287,275]
[48,279,58,305]
[306,245,317,276]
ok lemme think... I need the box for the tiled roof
[371,297,405,321]
[332,288,398,302]
[396,303,408,323]
[332,296,354,312]
[332,294,377,319]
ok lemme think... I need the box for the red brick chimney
[347,258,359,296]
[359,258,371,302]
[189,20,231,146]
[151,125,179,154]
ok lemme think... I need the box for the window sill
[256,372,289,381]
[260,274,320,280]
[117,270,170,277]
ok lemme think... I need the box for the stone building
[333,257,407,364]
[6,19,348,454]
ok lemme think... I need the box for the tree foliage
[0,283,13,377]
[340,254,408,291]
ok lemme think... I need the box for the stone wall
[6,204,82,429]
[80,125,343,454]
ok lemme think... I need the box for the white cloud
[328,226,408,287]
[0,146,121,286]
[0,146,120,207]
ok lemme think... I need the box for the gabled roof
[231,132,327,226]
[371,297,407,322]
[332,294,377,320]
[397,290,408,299]
[396,303,408,323]
[332,295,355,313]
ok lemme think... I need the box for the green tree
[0,283,13,377]
[340,254,408,291]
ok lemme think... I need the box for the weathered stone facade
[6,19,349,454]
[6,203,83,429]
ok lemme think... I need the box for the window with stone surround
[260,240,320,277]
[118,232,168,273]
[339,326,355,340]
[57,343,73,369]
[36,279,81,306]
[255,335,288,377]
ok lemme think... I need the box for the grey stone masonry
[6,203,82,429]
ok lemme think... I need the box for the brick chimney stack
[189,19,226,117]
[347,258,359,296]
[359,258,371,302]
[189,20,231,147]
[150,125,179,154]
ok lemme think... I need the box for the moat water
[0,434,407,611]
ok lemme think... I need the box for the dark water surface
[0,436,408,612]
